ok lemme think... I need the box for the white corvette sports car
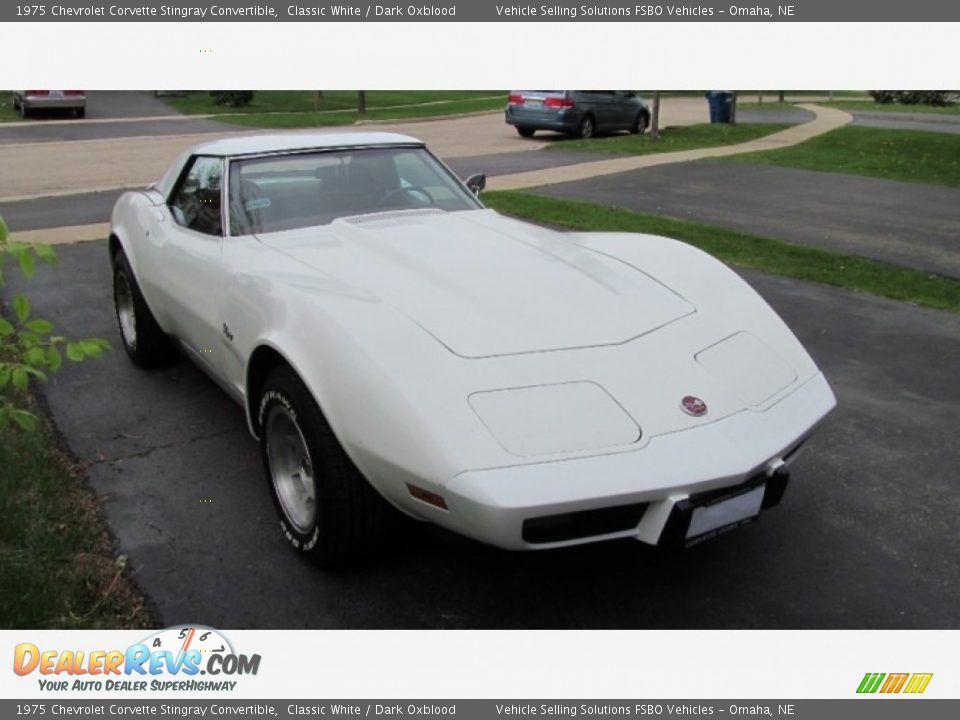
[110,131,836,566]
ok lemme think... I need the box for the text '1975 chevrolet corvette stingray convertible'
[109,131,836,567]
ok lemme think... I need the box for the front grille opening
[522,503,649,544]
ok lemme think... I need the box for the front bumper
[433,372,834,550]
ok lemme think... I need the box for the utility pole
[357,91,367,114]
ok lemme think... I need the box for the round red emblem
[680,395,708,417]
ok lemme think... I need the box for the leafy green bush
[0,215,110,431]
[868,91,897,104]
[869,91,955,106]
[209,91,255,107]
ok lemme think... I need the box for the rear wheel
[74,107,85,119]
[575,114,595,139]
[112,249,176,367]
[259,365,396,569]
[516,126,535,138]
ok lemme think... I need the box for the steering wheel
[377,185,435,209]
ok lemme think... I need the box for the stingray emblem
[680,395,708,417]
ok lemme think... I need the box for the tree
[209,91,254,107]
[650,92,662,139]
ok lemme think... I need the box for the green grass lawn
[734,102,813,112]
[728,126,960,187]
[160,90,506,128]
[557,123,790,155]
[0,395,151,628]
[482,191,960,313]
[0,92,21,122]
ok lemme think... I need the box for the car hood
[260,209,695,358]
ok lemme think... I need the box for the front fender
[230,270,480,514]
[110,190,174,332]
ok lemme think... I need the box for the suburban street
[2,92,959,629]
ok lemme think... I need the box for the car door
[613,91,640,128]
[587,91,621,131]
[158,155,228,372]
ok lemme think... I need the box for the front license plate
[686,484,765,543]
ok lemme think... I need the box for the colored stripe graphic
[857,672,933,694]
[880,673,909,693]
[904,673,934,694]
[857,673,885,693]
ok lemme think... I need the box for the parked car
[109,132,835,567]
[12,90,86,118]
[505,90,650,138]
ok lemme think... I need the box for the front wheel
[631,111,650,135]
[259,366,395,568]
[112,250,176,367]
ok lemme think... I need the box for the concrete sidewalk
[4,103,852,246]
[488,104,853,191]
[0,96,725,202]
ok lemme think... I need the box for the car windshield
[227,146,481,236]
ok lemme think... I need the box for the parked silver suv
[505,90,650,139]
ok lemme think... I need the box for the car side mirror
[465,173,486,196]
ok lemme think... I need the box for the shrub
[869,90,955,106]
[209,91,255,107]
[0,215,110,431]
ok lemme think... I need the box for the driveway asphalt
[538,161,960,278]
[6,238,959,629]
[83,91,186,119]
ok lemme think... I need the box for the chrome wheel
[265,404,316,534]
[115,270,138,350]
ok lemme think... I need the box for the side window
[169,156,223,236]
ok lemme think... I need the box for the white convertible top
[154,131,425,197]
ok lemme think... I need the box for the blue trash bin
[715,92,734,123]
[705,91,719,123]
[706,91,734,123]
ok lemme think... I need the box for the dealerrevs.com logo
[13,626,260,692]
[857,672,933,695]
